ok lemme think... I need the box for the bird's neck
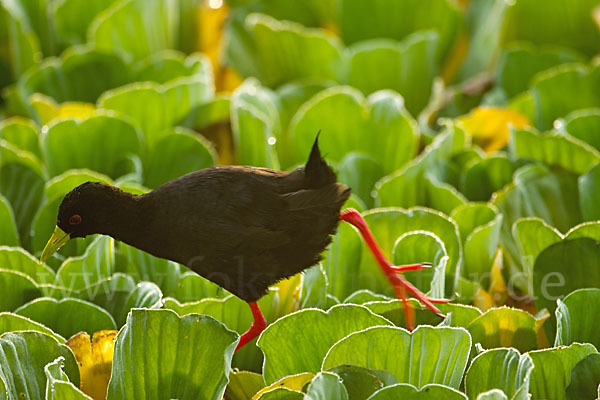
[93,189,154,246]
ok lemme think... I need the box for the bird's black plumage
[56,138,350,301]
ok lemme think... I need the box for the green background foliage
[0,0,600,398]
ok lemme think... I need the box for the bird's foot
[235,301,267,352]
[389,263,451,305]
[339,208,449,331]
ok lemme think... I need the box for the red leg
[235,301,267,352]
[339,209,447,330]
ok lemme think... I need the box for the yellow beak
[40,226,70,263]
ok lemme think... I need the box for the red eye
[69,214,82,225]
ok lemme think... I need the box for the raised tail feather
[304,133,337,188]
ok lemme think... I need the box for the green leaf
[0,139,44,177]
[0,162,45,249]
[451,203,502,285]
[456,0,509,82]
[327,365,396,400]
[422,175,467,216]
[0,332,79,400]
[337,152,383,207]
[132,49,207,84]
[45,356,92,400]
[170,272,226,303]
[41,113,142,178]
[299,264,328,309]
[533,238,600,328]
[273,81,332,161]
[290,87,418,174]
[461,154,515,202]
[236,0,335,27]
[344,290,391,304]
[392,231,446,298]
[225,371,265,400]
[258,304,392,384]
[502,0,600,57]
[492,165,582,293]
[44,169,112,202]
[0,3,40,86]
[0,269,42,311]
[579,162,600,222]
[564,108,600,152]
[565,353,600,400]
[443,303,485,328]
[512,217,562,288]
[451,203,498,243]
[344,32,438,116]
[375,121,469,208]
[476,389,509,400]
[367,383,467,400]
[509,128,600,175]
[117,242,184,296]
[564,221,600,241]
[467,307,537,353]
[530,64,600,131]
[258,387,304,400]
[556,289,600,349]
[17,45,130,105]
[90,0,178,63]
[182,95,231,133]
[164,292,276,372]
[465,348,533,400]
[240,13,343,87]
[364,90,420,174]
[289,85,363,167]
[322,326,471,389]
[339,0,461,63]
[99,60,213,149]
[0,194,19,247]
[54,0,116,47]
[463,216,502,287]
[364,299,482,330]
[0,117,41,157]
[304,372,349,400]
[55,236,114,291]
[174,0,205,54]
[528,343,597,400]
[74,275,162,327]
[230,78,280,168]
[107,309,238,400]
[14,297,116,339]
[496,44,584,99]
[0,246,55,285]
[143,127,216,188]
[257,388,304,400]
[323,221,363,301]
[0,312,65,343]
[3,0,55,57]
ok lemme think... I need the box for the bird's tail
[304,133,337,188]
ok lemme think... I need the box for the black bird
[41,136,445,350]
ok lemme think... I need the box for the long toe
[390,263,433,272]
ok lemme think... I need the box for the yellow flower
[458,106,531,153]
[66,330,118,400]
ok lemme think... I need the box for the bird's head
[40,182,115,262]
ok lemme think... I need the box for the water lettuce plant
[0,0,600,398]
